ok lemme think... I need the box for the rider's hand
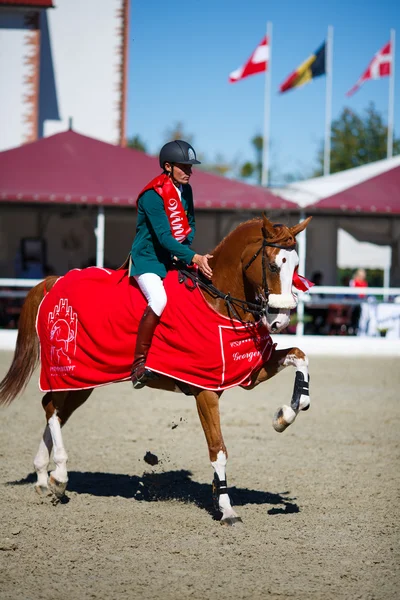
[192,254,213,279]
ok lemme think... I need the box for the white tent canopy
[338,229,391,272]
[273,155,400,208]
[272,157,400,285]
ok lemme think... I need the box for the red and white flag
[229,36,269,83]
[346,41,392,97]
[292,268,315,293]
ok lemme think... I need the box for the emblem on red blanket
[48,298,78,375]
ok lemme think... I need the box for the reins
[243,238,269,295]
[177,238,296,324]
[178,266,266,324]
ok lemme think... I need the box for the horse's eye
[269,263,280,273]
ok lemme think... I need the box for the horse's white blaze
[33,424,53,488]
[277,247,299,292]
[265,248,299,331]
[48,413,68,483]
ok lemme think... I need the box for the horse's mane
[212,217,295,255]
[266,223,296,247]
[212,218,262,255]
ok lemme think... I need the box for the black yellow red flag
[279,42,326,93]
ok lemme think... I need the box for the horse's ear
[289,216,312,238]
[262,213,276,239]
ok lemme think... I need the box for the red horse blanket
[36,267,274,392]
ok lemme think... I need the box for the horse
[0,214,312,525]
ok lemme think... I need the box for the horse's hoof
[35,484,52,497]
[220,516,243,526]
[272,406,296,433]
[301,402,310,411]
[48,475,67,499]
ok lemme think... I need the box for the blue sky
[127,0,399,185]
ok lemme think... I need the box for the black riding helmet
[159,140,201,170]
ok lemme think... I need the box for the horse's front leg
[34,390,92,499]
[247,347,310,433]
[194,389,242,526]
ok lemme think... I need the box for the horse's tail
[0,276,59,406]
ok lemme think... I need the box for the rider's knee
[149,288,167,316]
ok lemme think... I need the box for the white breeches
[134,273,167,317]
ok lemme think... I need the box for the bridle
[243,238,297,300]
[178,237,297,325]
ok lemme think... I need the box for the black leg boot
[131,306,160,389]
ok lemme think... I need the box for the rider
[130,140,213,389]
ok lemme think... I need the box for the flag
[292,268,315,293]
[279,42,326,93]
[229,36,269,83]
[346,41,392,97]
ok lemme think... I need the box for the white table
[358,302,400,339]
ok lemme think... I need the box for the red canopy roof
[0,1,53,7]
[312,163,400,214]
[0,131,296,211]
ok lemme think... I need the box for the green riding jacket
[129,184,196,278]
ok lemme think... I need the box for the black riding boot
[131,306,160,389]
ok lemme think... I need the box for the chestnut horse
[0,214,312,525]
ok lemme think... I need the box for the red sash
[137,174,192,242]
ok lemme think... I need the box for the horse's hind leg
[57,388,93,426]
[33,421,53,495]
[34,389,92,498]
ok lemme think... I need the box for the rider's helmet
[159,140,201,170]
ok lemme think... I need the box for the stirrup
[131,365,158,389]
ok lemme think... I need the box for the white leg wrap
[33,425,53,488]
[274,352,310,432]
[211,451,239,521]
[48,413,68,483]
[299,394,310,411]
[294,363,310,410]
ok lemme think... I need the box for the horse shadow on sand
[9,470,299,519]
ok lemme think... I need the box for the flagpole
[387,29,396,159]
[261,21,272,186]
[323,25,333,176]
[295,210,307,337]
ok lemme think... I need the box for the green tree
[239,135,263,184]
[314,103,400,175]
[164,121,194,145]
[163,123,234,176]
[199,153,232,176]
[126,135,148,152]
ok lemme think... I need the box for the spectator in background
[349,268,368,298]
[349,268,368,334]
